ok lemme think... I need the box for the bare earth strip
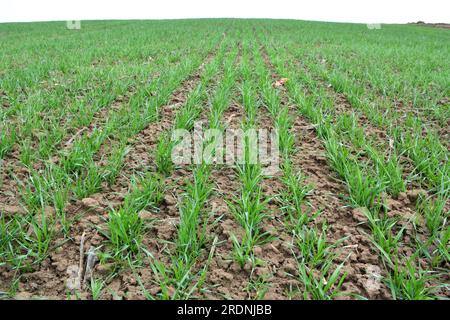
[259,45,392,299]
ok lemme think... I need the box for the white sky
[1,0,449,24]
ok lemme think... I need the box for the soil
[261,46,450,298]
[0,47,219,299]
[0,35,448,300]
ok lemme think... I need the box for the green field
[0,19,449,300]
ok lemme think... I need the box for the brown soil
[0,46,220,299]
[259,47,391,299]
[261,45,450,299]
[1,34,447,300]
[190,46,253,299]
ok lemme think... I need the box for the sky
[1,0,449,24]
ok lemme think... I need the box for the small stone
[65,265,80,291]
[362,265,382,297]
[273,78,289,87]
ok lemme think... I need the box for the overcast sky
[1,0,449,24]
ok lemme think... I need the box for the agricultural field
[0,19,449,300]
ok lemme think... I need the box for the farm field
[0,19,449,300]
